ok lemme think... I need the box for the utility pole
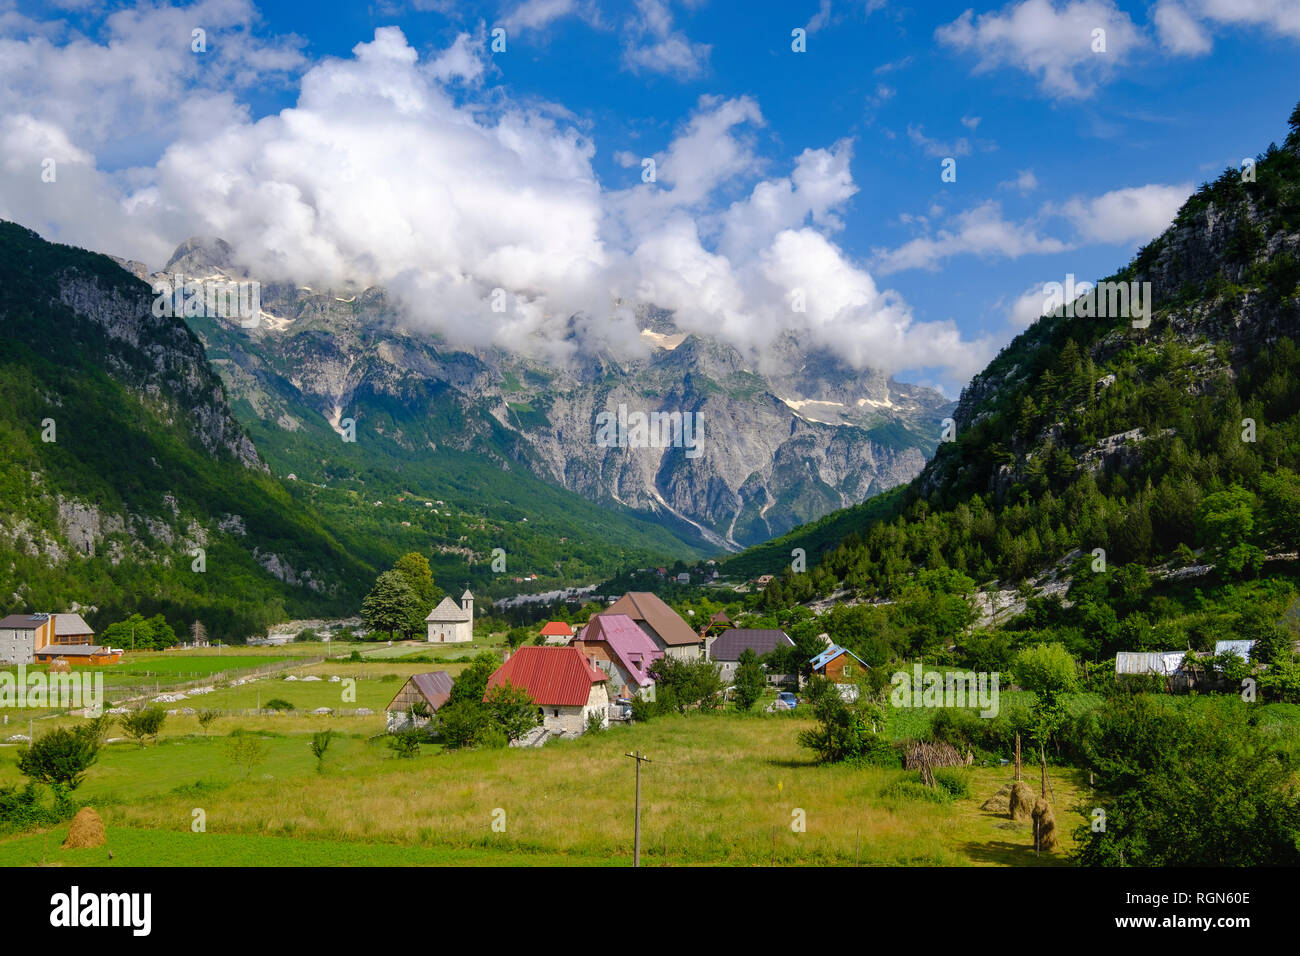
[625,751,651,867]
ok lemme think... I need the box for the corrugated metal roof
[35,644,104,656]
[539,621,573,637]
[1114,651,1186,675]
[810,644,867,671]
[486,646,606,707]
[604,592,701,647]
[709,628,794,662]
[1214,639,1255,662]
[575,614,662,687]
[54,613,93,636]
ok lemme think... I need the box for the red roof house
[539,621,574,644]
[486,645,610,736]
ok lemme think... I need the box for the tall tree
[362,570,419,638]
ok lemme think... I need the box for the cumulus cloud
[0,18,991,380]
[0,0,304,156]
[873,201,1069,274]
[936,0,1142,99]
[1055,182,1192,244]
[875,179,1190,275]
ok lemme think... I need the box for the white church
[426,589,474,643]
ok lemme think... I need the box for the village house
[573,613,663,700]
[697,611,734,640]
[0,613,54,664]
[708,628,794,682]
[485,645,609,737]
[0,612,119,665]
[603,592,705,660]
[426,590,474,643]
[810,644,869,683]
[386,671,454,733]
[539,621,574,644]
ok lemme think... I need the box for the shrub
[264,698,294,711]
[120,706,166,747]
[932,768,972,800]
[387,731,421,758]
[0,782,61,833]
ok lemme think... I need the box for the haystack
[1008,780,1035,821]
[981,783,1013,814]
[1032,797,1058,852]
[62,807,106,849]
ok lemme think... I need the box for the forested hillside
[749,101,1300,677]
[0,223,369,639]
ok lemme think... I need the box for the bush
[932,768,972,800]
[387,731,421,758]
[880,779,950,804]
[0,782,61,833]
[120,706,167,747]
[264,698,294,711]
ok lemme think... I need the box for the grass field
[0,712,1084,867]
[0,645,1097,867]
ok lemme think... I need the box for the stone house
[485,645,609,736]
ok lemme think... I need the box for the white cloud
[1056,182,1192,244]
[936,0,1142,99]
[907,124,972,158]
[806,0,832,34]
[1000,168,1039,194]
[428,31,486,83]
[0,0,304,153]
[1154,0,1213,54]
[622,0,710,80]
[501,0,580,34]
[1008,284,1052,327]
[0,20,989,380]
[874,201,1069,273]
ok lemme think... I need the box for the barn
[386,671,454,732]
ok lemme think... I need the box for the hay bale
[981,783,1013,814]
[62,807,106,849]
[1009,780,1035,821]
[1032,797,1058,852]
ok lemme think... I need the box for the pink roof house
[573,613,664,700]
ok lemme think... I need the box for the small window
[553,709,559,717]
[844,664,853,677]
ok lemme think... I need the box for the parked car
[771,691,798,711]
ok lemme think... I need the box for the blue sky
[1,0,1297,395]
